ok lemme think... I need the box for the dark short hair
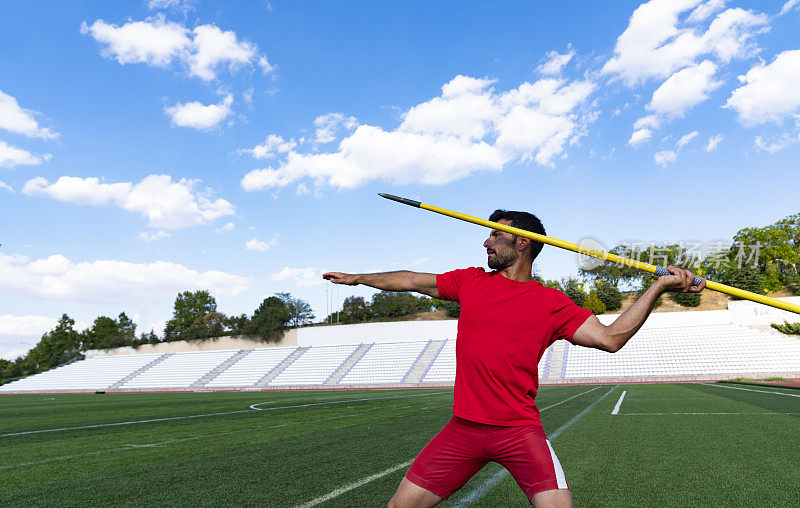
[489,209,546,261]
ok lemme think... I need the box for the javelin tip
[378,193,421,208]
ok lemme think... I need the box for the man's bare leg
[532,488,573,508]
[387,477,444,508]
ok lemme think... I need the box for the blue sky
[2,0,799,359]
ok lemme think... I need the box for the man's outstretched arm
[572,266,706,353]
[322,271,440,299]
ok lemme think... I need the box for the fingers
[666,266,705,293]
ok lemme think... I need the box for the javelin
[378,193,800,316]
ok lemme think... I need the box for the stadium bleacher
[1,322,799,393]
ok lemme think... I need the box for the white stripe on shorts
[545,439,568,489]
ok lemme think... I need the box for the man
[323,209,705,507]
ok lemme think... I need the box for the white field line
[455,385,620,507]
[249,391,447,411]
[0,412,365,471]
[699,383,800,398]
[611,391,627,415]
[293,460,415,508]
[617,412,800,415]
[539,386,601,411]
[1,392,447,438]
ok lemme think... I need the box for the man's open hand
[322,272,359,285]
[657,266,706,293]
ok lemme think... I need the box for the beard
[487,250,517,270]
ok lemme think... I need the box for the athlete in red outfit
[323,209,705,507]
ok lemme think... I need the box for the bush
[561,277,588,307]
[594,280,622,311]
[785,274,800,295]
[763,266,783,293]
[583,290,606,314]
[441,300,460,318]
[771,321,800,335]
[672,291,701,307]
[720,267,764,299]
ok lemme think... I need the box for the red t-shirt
[437,267,592,427]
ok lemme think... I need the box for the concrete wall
[728,296,800,326]
[85,330,297,358]
[296,320,458,347]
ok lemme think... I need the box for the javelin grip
[653,266,704,287]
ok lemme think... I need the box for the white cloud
[603,0,768,85]
[725,50,800,125]
[411,257,431,267]
[148,0,195,12]
[628,128,652,146]
[754,132,799,153]
[687,0,726,23]
[22,176,130,205]
[215,222,235,233]
[634,115,661,130]
[272,267,323,287]
[0,90,59,139]
[241,134,297,159]
[138,230,172,242]
[0,252,250,304]
[0,314,58,337]
[0,142,52,168]
[648,60,722,118]
[242,74,595,191]
[314,113,358,143]
[23,174,234,230]
[537,48,575,75]
[676,130,699,148]
[188,24,259,81]
[82,16,271,81]
[245,235,278,252]
[80,16,189,67]
[705,134,723,151]
[780,0,800,15]
[0,181,12,192]
[165,94,233,130]
[654,150,678,167]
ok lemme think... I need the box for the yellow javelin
[379,193,800,316]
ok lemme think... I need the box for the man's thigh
[490,427,569,502]
[402,418,489,500]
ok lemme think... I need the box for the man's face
[483,219,519,270]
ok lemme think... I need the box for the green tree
[251,296,291,341]
[163,290,219,342]
[224,313,251,336]
[340,296,370,324]
[672,291,701,307]
[580,243,649,285]
[560,277,588,307]
[25,314,83,371]
[593,280,623,311]
[583,290,606,314]
[276,293,315,327]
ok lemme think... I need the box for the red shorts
[405,417,568,502]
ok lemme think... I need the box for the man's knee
[388,477,444,508]
[532,488,572,508]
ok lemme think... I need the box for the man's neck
[498,261,534,282]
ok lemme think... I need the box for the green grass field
[1,382,798,507]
